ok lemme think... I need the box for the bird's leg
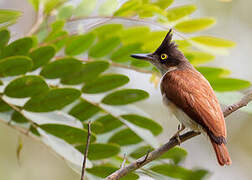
[170,124,185,145]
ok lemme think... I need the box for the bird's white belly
[162,94,202,132]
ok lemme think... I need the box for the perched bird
[131,29,231,166]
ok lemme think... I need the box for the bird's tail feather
[210,139,232,166]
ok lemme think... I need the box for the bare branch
[105,90,252,180]
[81,121,92,180]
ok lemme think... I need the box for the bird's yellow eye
[160,53,168,60]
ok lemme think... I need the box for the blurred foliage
[0,0,250,179]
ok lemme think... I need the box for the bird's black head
[131,29,188,74]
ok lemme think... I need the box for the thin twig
[81,121,92,180]
[105,90,252,180]
[121,153,127,169]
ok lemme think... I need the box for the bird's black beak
[131,53,154,61]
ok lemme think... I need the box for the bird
[131,29,231,166]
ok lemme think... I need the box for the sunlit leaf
[4,75,49,98]
[40,123,96,144]
[138,4,164,18]
[93,24,123,40]
[0,9,22,24]
[160,147,187,164]
[44,0,67,14]
[114,0,141,17]
[61,61,109,85]
[142,31,167,51]
[190,36,236,48]
[65,33,96,56]
[89,37,121,58]
[209,78,250,92]
[0,56,32,76]
[95,114,123,134]
[82,74,129,94]
[28,0,39,11]
[24,88,81,112]
[102,89,149,105]
[166,4,197,22]
[99,0,119,16]
[121,114,162,135]
[69,99,100,122]
[109,128,142,145]
[29,45,56,70]
[184,51,215,65]
[196,67,230,80]
[120,26,150,45]
[175,18,216,33]
[0,37,33,58]
[40,57,82,79]
[76,143,120,160]
[87,164,139,179]
[153,0,174,9]
[11,111,29,123]
[74,0,97,17]
[57,5,74,20]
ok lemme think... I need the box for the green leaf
[76,143,120,160]
[89,37,121,58]
[0,37,33,58]
[44,0,67,14]
[83,121,103,134]
[99,0,119,16]
[184,51,215,65]
[166,5,197,22]
[65,33,96,56]
[109,128,142,145]
[160,147,187,164]
[11,111,29,123]
[175,18,216,33]
[0,99,11,112]
[102,89,149,105]
[138,4,164,18]
[82,74,129,94]
[95,114,123,134]
[39,124,96,144]
[0,56,32,76]
[130,145,154,159]
[4,75,49,98]
[29,126,40,136]
[110,43,143,63]
[114,0,141,17]
[93,24,123,40]
[87,164,139,179]
[142,31,167,51]
[196,67,230,80]
[153,0,174,9]
[28,0,40,11]
[121,114,162,135]
[190,36,236,48]
[61,61,109,85]
[40,57,82,79]
[209,78,250,92]
[0,9,22,24]
[69,99,100,122]
[57,5,74,20]
[74,0,97,17]
[29,45,56,70]
[24,88,81,112]
[0,29,10,50]
[120,26,150,45]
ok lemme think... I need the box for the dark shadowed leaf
[102,89,149,105]
[130,145,154,159]
[209,78,250,92]
[87,164,139,179]
[0,29,10,50]
[61,61,109,85]
[40,123,96,144]
[166,4,197,22]
[82,74,129,94]
[29,125,40,136]
[83,121,103,134]
[40,57,82,79]
[160,147,187,164]
[24,88,81,112]
[11,111,28,123]
[89,37,121,58]
[65,33,96,56]
[0,37,33,58]
[121,114,162,135]
[29,45,56,70]
[69,99,100,122]
[95,114,123,134]
[175,18,216,33]
[4,75,49,98]
[109,128,142,145]
[0,99,11,112]
[76,143,120,160]
[0,56,32,76]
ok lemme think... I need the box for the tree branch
[105,90,252,180]
[80,121,91,180]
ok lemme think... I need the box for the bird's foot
[170,124,185,145]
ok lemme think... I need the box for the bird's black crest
[154,29,177,54]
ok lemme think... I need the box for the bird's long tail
[210,139,232,166]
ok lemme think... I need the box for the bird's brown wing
[161,68,226,141]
